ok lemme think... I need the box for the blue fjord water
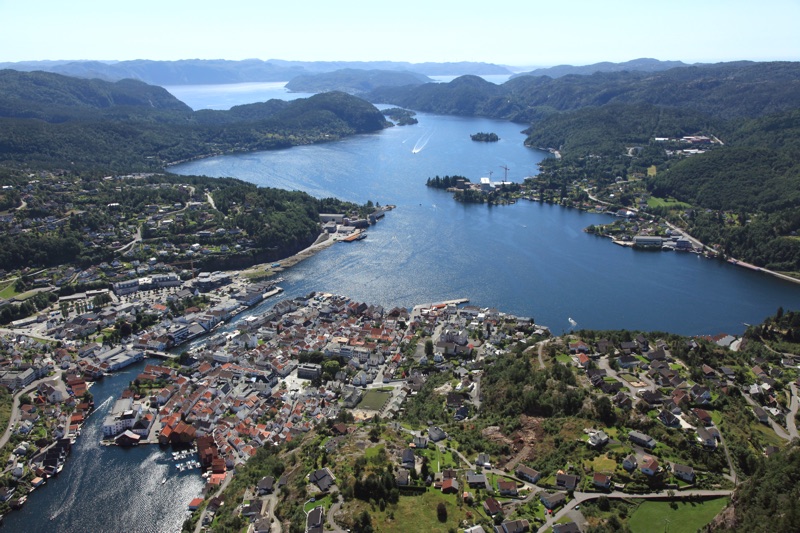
[11,82,800,533]
[170,110,800,336]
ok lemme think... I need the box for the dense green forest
[0,70,390,172]
[523,103,714,155]
[712,441,800,532]
[367,62,800,122]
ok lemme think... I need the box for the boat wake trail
[568,317,578,329]
[412,130,434,153]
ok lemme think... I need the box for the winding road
[537,489,733,533]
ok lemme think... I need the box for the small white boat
[161,477,166,484]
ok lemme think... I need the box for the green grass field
[647,196,692,210]
[586,454,617,473]
[349,488,470,533]
[358,390,391,411]
[0,281,20,299]
[303,494,333,513]
[365,444,384,460]
[628,498,728,533]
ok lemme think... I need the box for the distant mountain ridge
[366,61,800,122]
[512,58,692,78]
[0,59,511,86]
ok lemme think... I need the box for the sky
[1,0,799,67]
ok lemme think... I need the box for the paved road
[325,489,346,533]
[537,341,546,370]
[597,356,642,397]
[787,383,799,440]
[742,393,791,441]
[537,489,733,533]
[716,426,738,485]
[0,376,57,450]
[194,471,233,533]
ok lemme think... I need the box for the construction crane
[500,165,510,181]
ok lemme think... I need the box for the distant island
[285,69,432,96]
[382,107,418,125]
[470,132,499,142]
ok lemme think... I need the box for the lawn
[416,446,458,472]
[304,493,333,513]
[358,390,391,411]
[365,444,385,460]
[752,422,786,448]
[586,454,617,473]
[556,354,573,364]
[350,489,471,533]
[628,498,728,533]
[0,281,20,299]
[647,196,691,209]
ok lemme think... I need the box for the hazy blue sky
[2,0,798,67]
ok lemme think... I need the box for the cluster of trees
[714,441,800,532]
[0,291,57,325]
[480,355,585,419]
[425,175,469,189]
[470,132,498,142]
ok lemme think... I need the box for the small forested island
[425,174,469,189]
[382,107,418,125]
[470,131,499,142]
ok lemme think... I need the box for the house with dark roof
[553,522,580,533]
[395,468,410,486]
[556,473,578,491]
[484,496,503,515]
[617,354,639,368]
[753,405,769,424]
[672,463,695,483]
[659,409,680,427]
[515,464,541,484]
[539,492,566,510]
[309,468,334,492]
[401,448,415,469]
[466,471,489,489]
[629,430,656,449]
[257,475,275,495]
[306,506,324,533]
[494,519,531,533]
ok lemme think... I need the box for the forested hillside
[367,62,800,122]
[0,70,390,171]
